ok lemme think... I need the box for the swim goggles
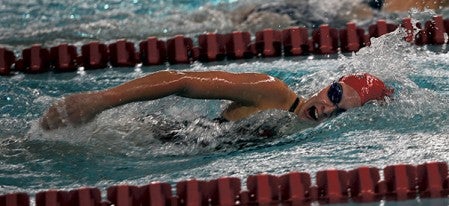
[327,82,347,115]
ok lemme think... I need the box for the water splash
[3,4,449,194]
[23,23,449,157]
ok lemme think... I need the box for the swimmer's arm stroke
[41,70,297,130]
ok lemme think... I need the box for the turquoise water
[1,1,449,205]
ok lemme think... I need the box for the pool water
[1,0,449,205]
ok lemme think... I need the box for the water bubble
[32,89,40,96]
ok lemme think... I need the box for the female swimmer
[41,71,393,130]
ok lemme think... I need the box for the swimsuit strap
[288,97,300,113]
[216,96,300,123]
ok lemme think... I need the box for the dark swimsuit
[154,97,302,143]
[214,96,300,123]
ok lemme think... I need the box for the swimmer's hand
[40,92,109,130]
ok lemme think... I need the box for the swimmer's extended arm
[105,71,295,106]
[41,70,296,130]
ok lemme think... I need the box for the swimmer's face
[297,82,361,122]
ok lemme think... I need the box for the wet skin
[41,71,362,130]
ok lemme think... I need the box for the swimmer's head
[339,73,394,105]
[297,73,393,122]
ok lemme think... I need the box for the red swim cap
[339,73,394,105]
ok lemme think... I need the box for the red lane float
[3,16,449,76]
[255,29,282,57]
[140,182,173,206]
[166,35,193,64]
[417,161,449,198]
[415,22,430,46]
[368,19,398,38]
[108,39,137,67]
[348,166,382,202]
[383,164,417,201]
[316,169,349,204]
[35,187,103,206]
[207,177,241,206]
[36,190,70,206]
[224,31,253,59]
[279,172,312,205]
[139,37,167,66]
[107,185,140,206]
[339,22,368,53]
[80,41,109,69]
[68,187,103,206]
[282,27,310,56]
[0,193,29,206]
[401,18,414,42]
[49,44,78,72]
[1,162,448,206]
[197,33,226,62]
[245,174,279,205]
[0,48,15,76]
[176,179,207,206]
[312,24,339,54]
[425,15,447,45]
[17,44,50,73]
